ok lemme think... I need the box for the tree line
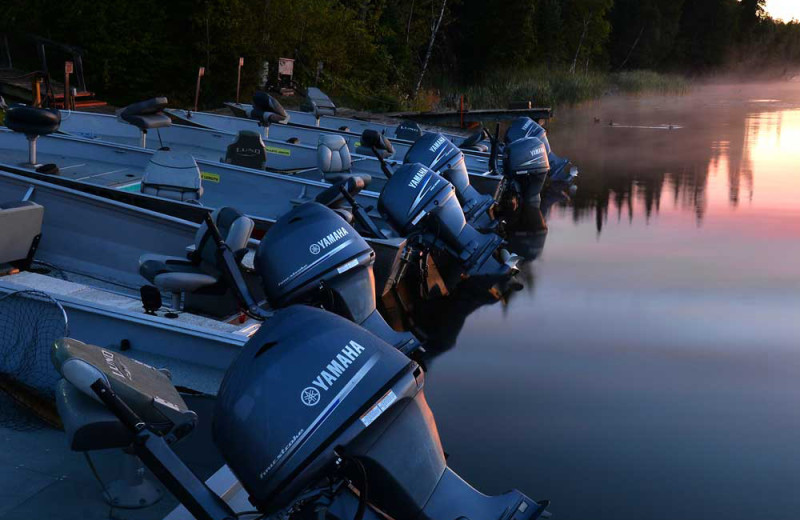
[2,0,798,109]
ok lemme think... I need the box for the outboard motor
[404,132,498,232]
[505,117,578,186]
[255,202,419,354]
[53,307,550,520]
[248,92,289,137]
[216,306,550,520]
[379,163,518,288]
[499,136,550,212]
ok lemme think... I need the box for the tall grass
[429,68,689,110]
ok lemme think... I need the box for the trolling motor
[247,92,289,138]
[505,117,578,187]
[403,132,499,232]
[52,306,551,520]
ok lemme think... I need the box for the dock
[386,107,552,126]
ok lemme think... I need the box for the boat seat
[118,97,171,131]
[357,129,395,159]
[460,130,489,152]
[224,130,267,170]
[302,87,337,118]
[52,338,196,451]
[250,92,289,125]
[4,105,61,136]
[138,207,253,309]
[141,150,204,202]
[315,176,369,211]
[0,200,43,266]
[317,135,372,184]
[395,120,423,142]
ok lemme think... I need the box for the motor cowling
[377,163,454,236]
[256,203,419,352]
[379,164,516,283]
[404,133,497,230]
[213,305,416,514]
[505,117,576,185]
[503,136,550,176]
[503,137,550,209]
[256,203,374,316]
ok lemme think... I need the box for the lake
[423,82,800,520]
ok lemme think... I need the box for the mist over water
[423,82,800,520]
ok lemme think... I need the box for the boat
[166,106,496,174]
[0,165,425,391]
[0,126,399,230]
[225,86,488,146]
[51,305,551,520]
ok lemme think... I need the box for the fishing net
[0,290,69,430]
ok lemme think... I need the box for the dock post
[64,61,73,110]
[236,57,243,104]
[194,66,205,112]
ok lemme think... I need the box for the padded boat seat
[317,134,372,184]
[138,207,253,308]
[141,150,204,202]
[52,338,196,451]
[357,129,394,159]
[251,92,289,125]
[118,97,171,130]
[460,130,489,152]
[395,120,423,142]
[224,130,267,170]
[0,200,43,265]
[4,105,61,135]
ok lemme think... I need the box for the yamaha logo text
[309,226,349,255]
[428,135,447,152]
[408,167,428,189]
[301,340,366,406]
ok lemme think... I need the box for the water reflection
[548,83,800,232]
[421,82,800,520]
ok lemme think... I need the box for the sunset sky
[767,0,800,21]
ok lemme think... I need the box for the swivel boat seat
[301,87,337,125]
[138,207,254,314]
[117,97,171,148]
[459,128,490,152]
[223,130,268,169]
[4,104,61,168]
[140,150,204,203]
[317,134,372,185]
[357,129,395,159]
[248,92,289,138]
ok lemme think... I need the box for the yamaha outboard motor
[215,305,550,520]
[248,92,289,137]
[501,136,551,211]
[378,163,518,289]
[51,307,550,520]
[505,117,578,186]
[256,202,419,354]
[404,132,498,232]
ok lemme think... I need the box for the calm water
[424,82,800,520]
